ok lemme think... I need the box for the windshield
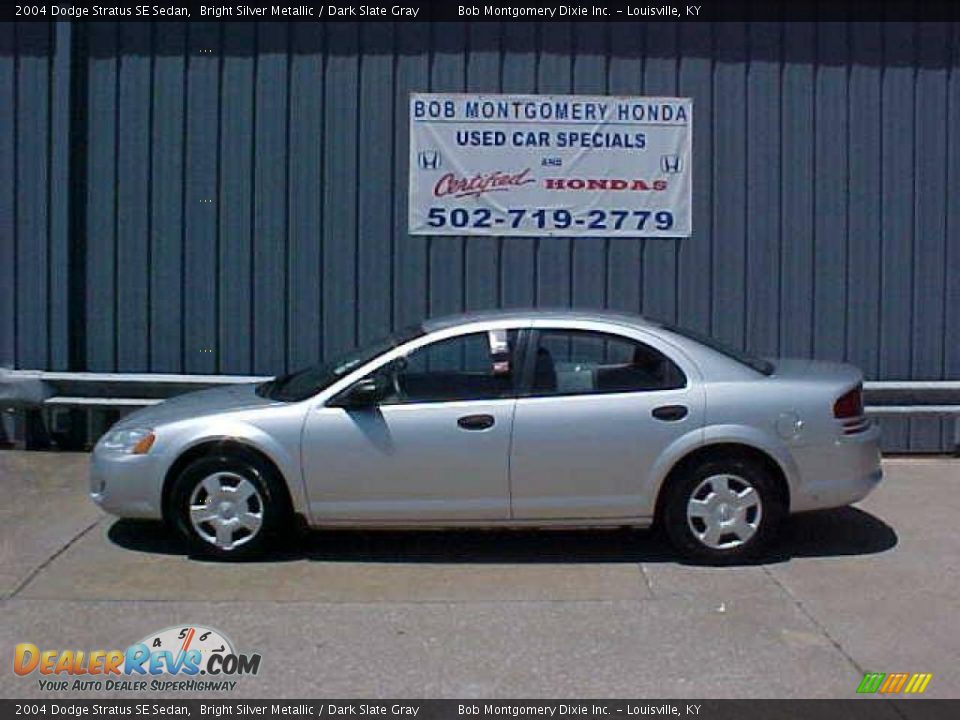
[661,323,775,376]
[258,325,425,402]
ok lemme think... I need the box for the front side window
[529,330,686,396]
[375,329,520,404]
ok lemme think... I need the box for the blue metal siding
[116,22,151,372]
[847,22,882,382]
[675,22,711,335]
[879,22,917,450]
[49,22,72,372]
[149,23,186,373]
[779,22,815,359]
[813,23,848,364]
[287,22,324,368]
[253,23,289,374]
[911,21,952,451]
[183,22,219,375]
[15,24,51,371]
[85,23,118,373]
[217,22,254,374]
[948,23,960,444]
[429,23,467,321]
[464,23,502,315]
[712,22,748,350]
[0,23,15,370]
[642,24,679,326]
[1,19,958,452]
[745,22,781,359]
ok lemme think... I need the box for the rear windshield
[661,323,775,376]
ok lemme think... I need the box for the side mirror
[334,376,387,409]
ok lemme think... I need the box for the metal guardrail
[863,405,960,417]
[0,369,272,449]
[1,368,959,451]
[1,369,271,402]
[861,381,960,424]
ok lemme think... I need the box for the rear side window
[661,323,774,376]
[529,330,686,396]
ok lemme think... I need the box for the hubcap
[189,472,264,550]
[686,473,762,550]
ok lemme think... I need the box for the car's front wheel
[661,455,784,563]
[169,453,289,559]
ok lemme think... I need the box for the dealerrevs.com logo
[14,625,261,693]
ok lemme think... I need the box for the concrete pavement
[0,452,957,699]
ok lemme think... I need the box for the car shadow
[106,505,897,566]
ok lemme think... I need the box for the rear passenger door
[508,326,702,520]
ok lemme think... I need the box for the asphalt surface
[0,451,957,701]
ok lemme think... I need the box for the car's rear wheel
[662,455,784,563]
[170,454,288,559]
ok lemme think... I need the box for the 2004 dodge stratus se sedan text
[90,310,882,562]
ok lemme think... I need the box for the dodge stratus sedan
[90,310,882,562]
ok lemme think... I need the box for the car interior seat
[594,346,667,392]
[532,347,558,392]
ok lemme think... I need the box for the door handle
[652,405,688,422]
[457,414,495,431]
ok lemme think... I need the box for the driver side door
[301,329,521,522]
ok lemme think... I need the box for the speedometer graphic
[137,625,235,669]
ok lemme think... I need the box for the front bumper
[89,445,166,520]
[789,423,884,513]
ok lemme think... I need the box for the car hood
[114,383,284,429]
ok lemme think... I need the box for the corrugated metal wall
[1,20,958,451]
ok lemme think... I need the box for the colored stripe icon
[857,672,932,694]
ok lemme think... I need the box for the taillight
[834,384,864,419]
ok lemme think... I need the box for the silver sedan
[90,310,882,562]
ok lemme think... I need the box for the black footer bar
[3,700,959,720]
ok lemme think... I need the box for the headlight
[100,428,156,455]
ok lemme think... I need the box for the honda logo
[660,154,682,173]
[418,150,441,170]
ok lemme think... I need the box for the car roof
[422,308,661,333]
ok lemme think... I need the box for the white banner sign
[408,93,692,238]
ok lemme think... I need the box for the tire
[169,453,289,559]
[661,455,784,564]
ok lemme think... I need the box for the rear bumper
[789,423,883,513]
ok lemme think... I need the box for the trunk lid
[768,358,862,389]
